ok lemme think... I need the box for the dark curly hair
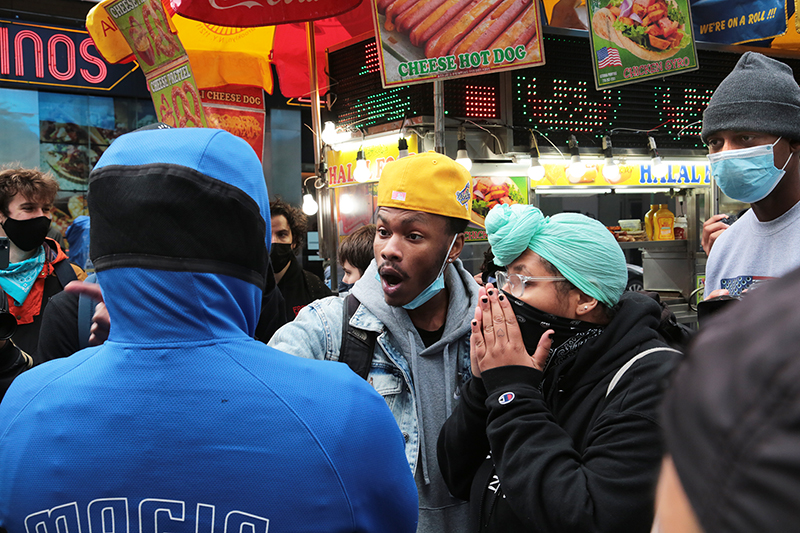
[0,168,59,217]
[270,198,308,250]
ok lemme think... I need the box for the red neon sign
[0,19,135,91]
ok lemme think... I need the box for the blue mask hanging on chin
[377,234,458,311]
[708,137,791,203]
[403,234,458,310]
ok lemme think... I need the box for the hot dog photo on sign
[372,0,546,87]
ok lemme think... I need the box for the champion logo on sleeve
[498,392,515,405]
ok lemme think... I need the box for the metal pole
[306,21,338,290]
[307,21,322,161]
[434,80,445,154]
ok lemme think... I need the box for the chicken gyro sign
[588,0,698,90]
[371,0,546,88]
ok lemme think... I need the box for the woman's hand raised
[469,283,552,377]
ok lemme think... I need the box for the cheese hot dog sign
[371,0,546,87]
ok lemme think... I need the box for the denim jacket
[269,260,480,533]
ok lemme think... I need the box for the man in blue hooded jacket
[0,127,418,532]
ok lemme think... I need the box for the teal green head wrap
[486,204,627,307]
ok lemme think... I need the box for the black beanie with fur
[701,52,800,143]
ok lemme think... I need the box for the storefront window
[0,88,40,169]
[0,87,156,241]
[36,92,156,194]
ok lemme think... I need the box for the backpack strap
[77,273,99,350]
[338,293,377,380]
[52,259,78,288]
[606,346,682,397]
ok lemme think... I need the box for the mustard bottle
[645,204,658,241]
[655,204,675,241]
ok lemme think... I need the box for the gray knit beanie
[701,52,800,143]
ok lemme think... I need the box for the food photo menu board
[0,88,155,238]
[466,176,528,241]
[587,0,698,90]
[371,0,546,88]
[37,92,156,192]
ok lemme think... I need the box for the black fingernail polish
[498,294,505,301]
[481,297,488,304]
[487,290,494,296]
[471,320,477,326]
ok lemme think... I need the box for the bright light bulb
[302,193,318,216]
[321,121,338,145]
[339,193,356,215]
[353,151,370,183]
[602,157,621,183]
[528,157,546,183]
[455,150,472,172]
[567,155,587,183]
[651,156,669,179]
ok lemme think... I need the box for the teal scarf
[0,247,46,305]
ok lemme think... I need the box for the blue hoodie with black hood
[0,127,417,532]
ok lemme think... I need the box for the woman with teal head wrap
[438,203,679,533]
[486,203,628,308]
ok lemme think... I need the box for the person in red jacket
[0,168,84,400]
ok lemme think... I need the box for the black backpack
[339,294,377,379]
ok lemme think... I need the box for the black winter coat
[437,291,680,532]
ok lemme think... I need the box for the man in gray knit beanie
[700,51,800,302]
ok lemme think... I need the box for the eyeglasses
[495,271,566,298]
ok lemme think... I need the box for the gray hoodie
[271,257,480,533]
[349,259,480,532]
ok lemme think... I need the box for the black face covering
[270,242,295,273]
[2,216,51,252]
[504,290,604,366]
[339,281,355,293]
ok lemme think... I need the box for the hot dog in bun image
[592,0,690,61]
[372,0,545,86]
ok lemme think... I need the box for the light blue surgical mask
[403,234,458,309]
[377,234,458,310]
[708,137,791,203]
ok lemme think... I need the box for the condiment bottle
[655,204,675,241]
[645,204,658,240]
[674,215,687,240]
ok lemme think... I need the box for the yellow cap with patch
[377,151,474,223]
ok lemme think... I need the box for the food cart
[320,23,792,324]
[323,114,710,324]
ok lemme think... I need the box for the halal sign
[0,19,139,91]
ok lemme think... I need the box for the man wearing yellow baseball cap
[270,151,480,533]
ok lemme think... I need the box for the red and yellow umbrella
[86,0,372,99]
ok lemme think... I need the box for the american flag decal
[597,47,623,69]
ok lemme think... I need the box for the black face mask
[504,290,603,359]
[339,281,355,293]
[270,242,295,272]
[2,216,51,252]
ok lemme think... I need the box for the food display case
[467,152,710,326]
[322,121,709,327]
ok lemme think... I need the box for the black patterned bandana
[504,291,604,369]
